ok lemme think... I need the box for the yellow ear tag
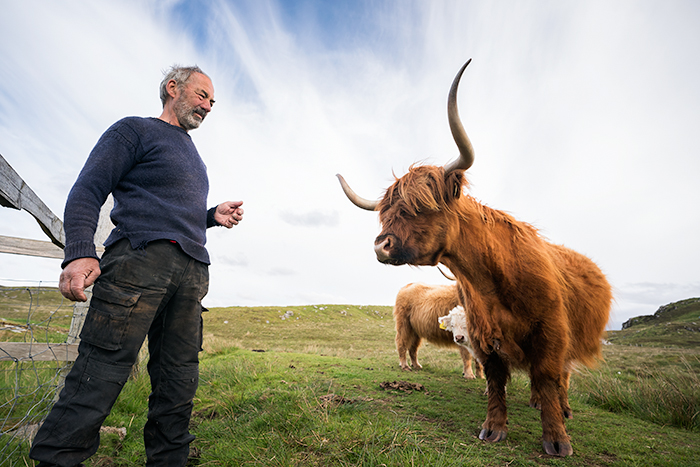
[439,322,447,330]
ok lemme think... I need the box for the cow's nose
[374,236,392,262]
[454,334,464,343]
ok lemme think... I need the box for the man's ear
[165,79,179,100]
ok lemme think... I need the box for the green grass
[92,346,700,467]
[572,351,700,432]
[0,285,75,344]
[0,286,74,325]
[3,298,700,466]
[572,298,700,435]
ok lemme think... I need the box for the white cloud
[280,210,339,228]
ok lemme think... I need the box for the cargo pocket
[79,281,142,351]
[198,305,208,351]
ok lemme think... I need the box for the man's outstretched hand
[215,201,244,228]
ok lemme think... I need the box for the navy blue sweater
[62,117,218,268]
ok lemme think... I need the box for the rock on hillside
[622,298,700,330]
[609,297,700,349]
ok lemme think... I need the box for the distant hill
[607,298,700,348]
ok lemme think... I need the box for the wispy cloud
[616,282,700,307]
[280,210,339,228]
[268,267,297,277]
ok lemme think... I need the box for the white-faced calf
[394,283,483,379]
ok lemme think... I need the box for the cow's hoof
[463,373,476,380]
[561,401,574,419]
[543,440,573,457]
[479,428,507,442]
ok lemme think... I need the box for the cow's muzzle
[374,235,408,265]
[374,236,392,263]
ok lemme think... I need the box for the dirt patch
[99,426,127,440]
[318,394,373,408]
[379,380,426,393]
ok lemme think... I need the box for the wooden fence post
[55,196,116,396]
[64,194,115,343]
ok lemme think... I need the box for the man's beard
[174,99,206,130]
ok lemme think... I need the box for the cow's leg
[530,370,571,419]
[474,359,485,379]
[559,371,573,419]
[458,347,476,379]
[395,322,420,371]
[529,370,541,410]
[408,337,423,370]
[479,352,509,442]
[531,367,573,457]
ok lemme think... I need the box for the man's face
[172,72,215,131]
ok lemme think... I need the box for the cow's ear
[445,170,463,201]
[452,180,462,199]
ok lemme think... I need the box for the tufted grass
[572,351,700,432]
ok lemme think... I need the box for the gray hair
[159,65,208,106]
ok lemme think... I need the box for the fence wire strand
[1,285,78,463]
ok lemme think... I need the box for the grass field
[3,297,700,466]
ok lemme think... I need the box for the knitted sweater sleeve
[62,121,140,268]
[206,207,220,228]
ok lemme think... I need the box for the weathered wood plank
[0,235,64,259]
[0,154,65,248]
[0,342,79,362]
[0,155,21,209]
[0,235,105,259]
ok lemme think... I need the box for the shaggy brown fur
[394,282,483,379]
[374,165,612,457]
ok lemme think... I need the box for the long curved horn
[336,174,379,211]
[443,59,475,174]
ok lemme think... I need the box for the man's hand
[215,201,244,228]
[59,257,101,302]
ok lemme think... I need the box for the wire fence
[0,283,86,462]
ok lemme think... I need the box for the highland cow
[337,59,612,457]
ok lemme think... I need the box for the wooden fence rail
[0,234,64,259]
[0,153,65,248]
[0,343,79,362]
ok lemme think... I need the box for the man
[30,66,242,467]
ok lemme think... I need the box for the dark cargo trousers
[30,240,209,467]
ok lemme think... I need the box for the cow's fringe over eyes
[379,164,535,243]
[380,165,466,216]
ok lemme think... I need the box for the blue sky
[1,0,699,329]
